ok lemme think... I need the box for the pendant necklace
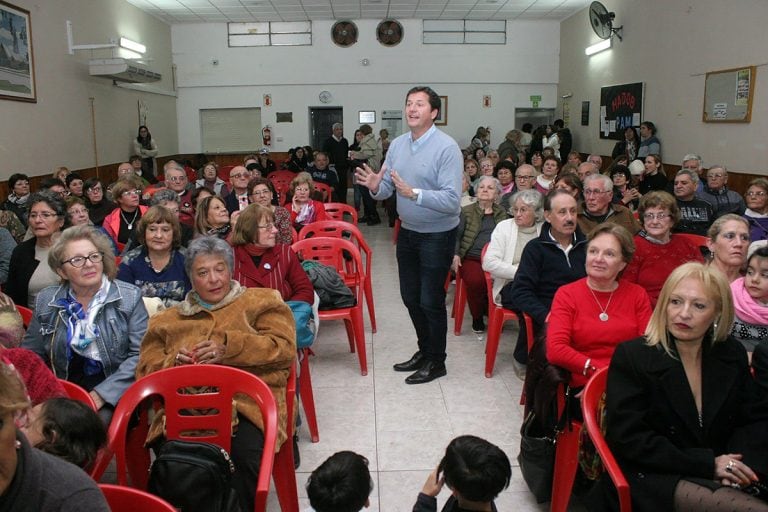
[120,209,139,230]
[588,284,615,322]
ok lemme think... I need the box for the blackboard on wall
[599,82,644,140]
[703,66,756,123]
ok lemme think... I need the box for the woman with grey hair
[6,192,67,307]
[482,189,544,370]
[137,235,295,512]
[21,225,148,423]
[453,176,509,333]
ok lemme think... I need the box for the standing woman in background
[132,125,158,183]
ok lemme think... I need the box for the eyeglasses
[707,174,725,179]
[511,207,532,215]
[746,191,767,197]
[515,175,535,180]
[584,189,610,196]
[29,211,59,220]
[230,173,249,179]
[61,251,103,268]
[167,176,187,183]
[121,189,142,197]
[257,222,275,230]
[643,213,670,221]
[251,189,272,196]
[86,186,103,193]
[68,208,88,216]
[294,187,310,193]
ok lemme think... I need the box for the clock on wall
[319,91,332,104]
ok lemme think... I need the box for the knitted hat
[628,159,645,176]
[0,293,25,348]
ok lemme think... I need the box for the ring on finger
[726,460,736,473]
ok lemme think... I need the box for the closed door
[309,107,343,151]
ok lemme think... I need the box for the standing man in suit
[356,86,463,384]
[323,123,350,203]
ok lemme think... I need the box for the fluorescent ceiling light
[119,37,146,54]
[585,38,611,56]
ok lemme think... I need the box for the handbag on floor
[148,439,241,512]
[518,410,557,503]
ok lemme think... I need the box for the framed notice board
[599,82,644,140]
[703,66,756,123]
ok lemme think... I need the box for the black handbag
[518,410,557,503]
[148,439,242,512]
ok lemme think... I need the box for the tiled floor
[286,218,552,511]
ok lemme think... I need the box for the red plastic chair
[550,382,583,512]
[105,365,286,512]
[292,237,368,375]
[313,183,333,203]
[16,305,32,328]
[323,202,359,225]
[451,266,467,335]
[100,484,177,512]
[581,368,632,512]
[59,379,97,409]
[288,353,319,444]
[298,220,377,333]
[268,170,296,207]
[480,245,535,381]
[218,165,235,182]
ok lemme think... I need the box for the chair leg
[272,440,299,512]
[343,319,355,353]
[351,309,368,376]
[550,422,582,512]
[484,310,503,378]
[364,276,377,333]
[453,278,467,335]
[299,349,319,443]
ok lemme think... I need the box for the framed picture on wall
[0,1,36,102]
[435,96,448,125]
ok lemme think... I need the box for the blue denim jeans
[396,226,457,363]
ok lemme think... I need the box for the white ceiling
[125,0,591,23]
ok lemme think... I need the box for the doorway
[514,108,556,130]
[309,107,343,151]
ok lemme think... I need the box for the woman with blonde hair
[289,172,327,230]
[597,262,768,511]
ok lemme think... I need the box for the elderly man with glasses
[578,174,641,235]
[162,163,195,226]
[224,165,252,215]
[696,164,746,218]
[514,164,537,191]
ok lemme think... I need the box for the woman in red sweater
[622,191,704,307]
[547,223,652,389]
[231,203,313,304]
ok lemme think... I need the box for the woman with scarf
[131,125,158,183]
[194,195,233,240]
[2,173,30,228]
[288,172,327,231]
[231,204,313,303]
[730,245,768,352]
[21,225,148,424]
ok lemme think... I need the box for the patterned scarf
[55,276,111,374]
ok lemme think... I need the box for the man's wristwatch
[410,188,421,201]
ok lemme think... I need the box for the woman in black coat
[593,262,768,512]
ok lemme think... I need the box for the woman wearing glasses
[21,225,148,424]
[623,192,704,307]
[289,172,327,231]
[247,177,292,245]
[743,178,768,242]
[5,192,67,308]
[83,178,115,227]
[231,204,313,303]
[102,179,148,252]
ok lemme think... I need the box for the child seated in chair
[414,435,511,512]
[306,451,373,512]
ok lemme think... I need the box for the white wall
[0,0,176,178]
[173,19,561,152]
[558,0,768,174]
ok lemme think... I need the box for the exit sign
[530,95,541,107]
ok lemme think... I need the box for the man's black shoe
[367,217,382,226]
[393,351,424,372]
[405,361,447,384]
